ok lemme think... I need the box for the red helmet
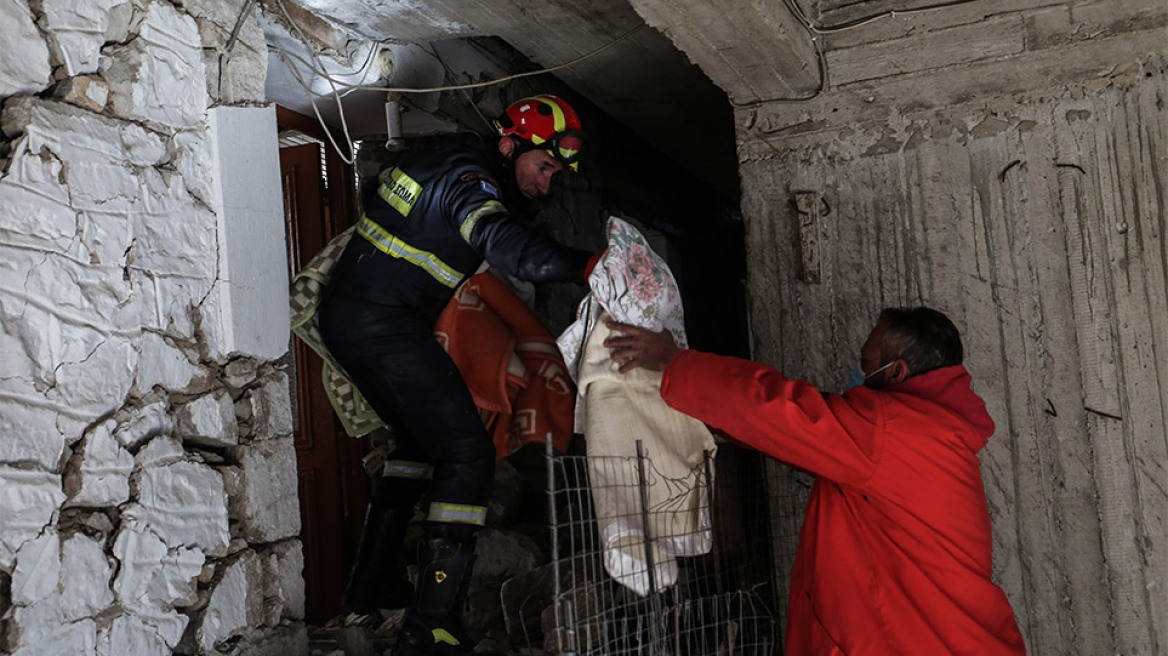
[494,95,584,171]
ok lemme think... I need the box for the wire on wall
[732,0,981,109]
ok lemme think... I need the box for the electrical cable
[276,48,359,164]
[269,24,645,96]
[424,42,496,134]
[272,0,363,163]
[271,4,643,161]
[810,0,981,33]
[224,0,258,53]
[731,0,980,109]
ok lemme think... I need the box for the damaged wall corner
[0,0,306,653]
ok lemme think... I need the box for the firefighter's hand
[603,322,680,373]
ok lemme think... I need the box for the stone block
[132,166,219,280]
[96,614,173,656]
[0,130,74,255]
[41,0,131,75]
[0,0,52,96]
[10,531,60,605]
[262,540,305,621]
[67,419,134,507]
[137,332,203,393]
[101,1,206,130]
[240,372,294,440]
[0,402,68,472]
[194,0,269,105]
[227,438,301,543]
[111,518,204,648]
[0,468,66,570]
[129,270,211,339]
[50,336,137,422]
[60,533,115,621]
[171,127,215,209]
[52,74,109,111]
[223,357,260,390]
[195,550,263,651]
[177,390,239,448]
[9,602,98,656]
[113,400,174,450]
[124,461,231,556]
[135,434,184,468]
[3,97,165,217]
[210,18,268,104]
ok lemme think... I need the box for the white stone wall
[0,0,305,653]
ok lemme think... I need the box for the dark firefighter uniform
[319,130,589,653]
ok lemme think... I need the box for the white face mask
[847,361,894,390]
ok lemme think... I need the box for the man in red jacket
[604,307,1026,655]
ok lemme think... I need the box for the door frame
[277,105,369,622]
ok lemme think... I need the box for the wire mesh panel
[545,438,797,655]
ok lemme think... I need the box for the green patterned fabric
[289,226,385,437]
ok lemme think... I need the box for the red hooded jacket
[660,350,1026,655]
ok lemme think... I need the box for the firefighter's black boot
[342,503,415,615]
[392,536,476,656]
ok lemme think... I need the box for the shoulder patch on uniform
[459,171,501,199]
[479,179,500,199]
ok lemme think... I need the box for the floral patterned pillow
[558,217,688,379]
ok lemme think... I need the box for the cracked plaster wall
[725,0,1167,653]
[0,0,305,654]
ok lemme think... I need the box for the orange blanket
[434,272,574,459]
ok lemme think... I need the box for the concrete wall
[731,0,1166,652]
[0,0,304,654]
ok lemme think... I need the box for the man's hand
[603,322,680,373]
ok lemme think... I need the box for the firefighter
[319,95,595,655]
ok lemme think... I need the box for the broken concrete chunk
[114,400,174,450]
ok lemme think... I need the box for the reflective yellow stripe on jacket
[357,216,464,288]
[459,200,505,242]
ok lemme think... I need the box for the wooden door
[278,118,368,623]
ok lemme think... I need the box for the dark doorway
[277,106,368,623]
